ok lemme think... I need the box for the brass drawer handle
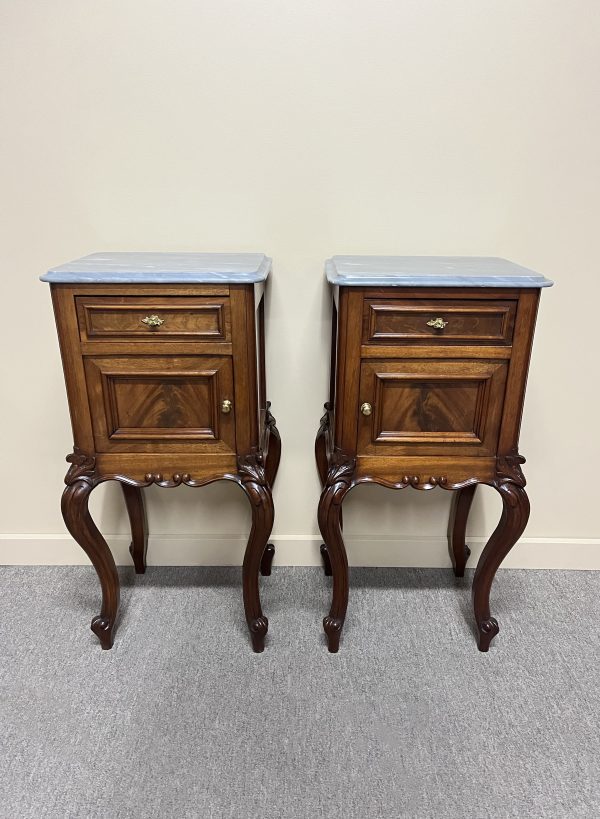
[221,399,233,414]
[360,402,372,416]
[141,314,164,328]
[427,317,448,330]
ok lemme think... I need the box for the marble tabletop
[325,256,553,288]
[41,252,271,284]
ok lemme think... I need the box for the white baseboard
[1,534,599,569]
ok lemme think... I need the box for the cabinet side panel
[50,285,95,452]
[230,284,259,453]
[497,289,541,454]
[334,288,364,453]
[329,294,338,407]
[256,287,266,416]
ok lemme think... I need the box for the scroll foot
[323,616,343,653]
[249,616,269,653]
[477,617,500,653]
[91,615,115,650]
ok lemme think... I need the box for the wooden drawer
[357,358,508,457]
[76,296,231,342]
[362,298,517,345]
[83,354,236,454]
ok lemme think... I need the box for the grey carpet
[0,566,599,819]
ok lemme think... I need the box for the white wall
[1,1,599,567]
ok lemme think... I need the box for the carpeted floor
[0,565,598,819]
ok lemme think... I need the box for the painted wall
[1,1,599,567]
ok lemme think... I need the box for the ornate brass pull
[427,317,448,329]
[221,399,232,414]
[360,402,372,416]
[141,315,164,328]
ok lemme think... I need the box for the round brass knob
[426,317,448,329]
[360,402,372,416]
[221,399,232,414]
[141,315,164,328]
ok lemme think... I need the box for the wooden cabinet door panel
[83,355,236,453]
[358,359,508,456]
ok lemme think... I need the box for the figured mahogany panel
[362,299,516,345]
[358,359,508,456]
[84,355,236,453]
[76,296,231,342]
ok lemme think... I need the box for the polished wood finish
[357,358,508,456]
[75,295,231,342]
[317,284,542,652]
[121,483,148,574]
[447,485,476,578]
[362,298,516,345]
[50,280,279,651]
[83,354,236,453]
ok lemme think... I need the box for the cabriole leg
[260,543,275,577]
[238,456,275,652]
[61,480,120,649]
[318,456,354,653]
[447,484,477,577]
[121,484,148,574]
[261,403,281,576]
[472,482,530,651]
[320,543,333,577]
[264,402,281,488]
[315,405,335,577]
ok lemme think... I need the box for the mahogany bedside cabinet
[41,252,281,652]
[315,256,552,653]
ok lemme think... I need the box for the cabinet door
[83,355,236,453]
[357,359,508,457]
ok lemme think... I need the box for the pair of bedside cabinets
[42,253,552,654]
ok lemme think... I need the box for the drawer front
[363,299,517,345]
[76,296,231,342]
[357,358,508,456]
[83,355,236,453]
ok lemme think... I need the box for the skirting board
[1,534,599,569]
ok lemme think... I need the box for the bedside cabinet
[42,252,281,652]
[315,256,552,653]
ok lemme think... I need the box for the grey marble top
[41,252,271,284]
[325,256,553,288]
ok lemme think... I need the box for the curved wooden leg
[260,403,281,577]
[319,455,354,652]
[472,482,529,651]
[447,484,476,577]
[264,402,281,489]
[121,484,148,574]
[61,480,120,649]
[260,543,275,576]
[315,405,336,577]
[238,455,275,653]
[315,406,329,489]
[320,543,333,577]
